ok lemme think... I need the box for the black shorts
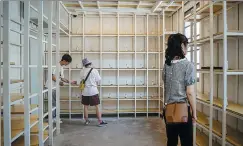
[81,94,100,106]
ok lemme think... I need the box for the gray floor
[54,118,168,146]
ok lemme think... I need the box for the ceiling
[62,1,183,15]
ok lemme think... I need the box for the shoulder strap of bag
[84,68,93,83]
[164,65,166,106]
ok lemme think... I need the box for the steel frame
[3,1,11,146]
[184,1,243,146]
[37,1,44,146]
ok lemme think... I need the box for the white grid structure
[56,1,182,120]
[185,1,243,146]
[0,1,69,146]
[0,1,243,146]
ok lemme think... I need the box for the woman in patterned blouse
[162,33,197,146]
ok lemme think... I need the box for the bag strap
[164,65,166,106]
[84,68,93,83]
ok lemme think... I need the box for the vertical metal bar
[82,13,85,119]
[236,3,240,130]
[193,1,197,146]
[48,1,53,145]
[56,1,61,135]
[68,14,71,121]
[3,1,11,146]
[134,14,137,118]
[162,10,165,105]
[177,10,179,32]
[190,22,193,61]
[158,14,161,117]
[100,13,102,110]
[37,1,44,145]
[146,14,148,118]
[0,1,3,145]
[24,1,31,146]
[222,1,228,146]
[181,1,185,34]
[209,2,214,146]
[20,1,24,93]
[117,13,120,118]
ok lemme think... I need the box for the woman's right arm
[185,63,197,122]
[186,85,197,122]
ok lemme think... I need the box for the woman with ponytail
[162,33,197,146]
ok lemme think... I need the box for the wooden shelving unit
[184,1,243,146]
[197,111,243,146]
[56,13,167,119]
[0,1,69,146]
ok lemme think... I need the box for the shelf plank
[197,92,243,116]
[60,108,160,114]
[30,122,48,134]
[184,2,234,21]
[1,115,38,144]
[0,79,24,86]
[11,104,38,114]
[1,115,38,130]
[196,129,220,146]
[12,130,48,146]
[1,62,16,65]
[197,111,243,146]
[102,98,118,101]
[0,93,24,105]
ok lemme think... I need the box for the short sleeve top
[162,58,196,104]
[80,68,101,96]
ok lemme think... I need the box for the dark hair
[85,63,91,68]
[165,33,188,66]
[61,54,72,63]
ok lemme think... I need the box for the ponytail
[165,33,188,66]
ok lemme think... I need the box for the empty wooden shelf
[196,111,243,146]
[11,104,38,114]
[11,130,48,146]
[0,93,24,105]
[196,129,220,146]
[197,92,243,116]
[0,79,24,86]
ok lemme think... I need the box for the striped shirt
[162,58,196,104]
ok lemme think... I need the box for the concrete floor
[54,118,168,146]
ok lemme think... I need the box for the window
[184,22,201,82]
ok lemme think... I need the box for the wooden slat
[11,104,38,114]
[197,111,243,146]
[0,79,24,86]
[1,115,38,131]
[60,96,70,100]
[30,122,48,134]
[196,129,220,146]
[1,115,38,145]
[12,130,48,146]
[0,93,24,105]
[197,92,243,116]
[64,4,81,8]
[61,108,160,114]
[1,62,15,65]
[196,129,210,146]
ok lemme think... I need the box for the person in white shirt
[45,54,73,123]
[80,58,107,127]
